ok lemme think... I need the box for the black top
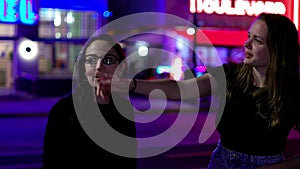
[215,63,298,155]
[43,94,137,168]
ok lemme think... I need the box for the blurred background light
[186,27,196,35]
[103,10,113,17]
[18,38,38,60]
[138,45,149,57]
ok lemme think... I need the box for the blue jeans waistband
[208,140,284,169]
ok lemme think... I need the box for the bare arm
[99,72,217,100]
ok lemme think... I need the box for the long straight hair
[229,13,299,128]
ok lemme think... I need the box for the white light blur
[54,11,62,27]
[186,27,195,35]
[171,57,184,81]
[65,12,75,24]
[18,39,38,60]
[55,32,61,39]
[138,45,149,57]
[67,32,72,39]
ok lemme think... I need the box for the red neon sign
[190,0,299,30]
[190,0,286,16]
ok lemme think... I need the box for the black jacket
[43,94,137,168]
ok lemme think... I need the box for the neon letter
[0,0,18,22]
[190,0,196,13]
[203,0,218,14]
[19,0,38,24]
[191,0,287,16]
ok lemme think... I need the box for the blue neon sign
[0,0,39,24]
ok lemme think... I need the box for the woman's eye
[103,57,113,64]
[87,57,98,64]
[254,39,263,45]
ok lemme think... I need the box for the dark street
[0,92,299,169]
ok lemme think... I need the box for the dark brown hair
[76,34,126,88]
[229,13,299,127]
[72,33,126,103]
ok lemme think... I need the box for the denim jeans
[207,140,284,169]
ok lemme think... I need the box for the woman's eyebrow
[253,34,265,41]
[248,32,265,41]
[85,54,98,57]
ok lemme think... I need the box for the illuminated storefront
[0,0,39,89]
[0,0,108,96]
[0,0,299,95]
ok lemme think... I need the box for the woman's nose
[96,58,104,70]
[244,39,252,49]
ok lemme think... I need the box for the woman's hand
[96,73,135,97]
[95,72,111,100]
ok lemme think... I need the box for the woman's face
[243,19,270,69]
[84,40,119,88]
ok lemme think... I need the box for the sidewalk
[0,88,218,169]
[0,88,61,116]
[0,88,299,169]
[0,88,212,116]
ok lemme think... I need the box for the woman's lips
[245,52,253,58]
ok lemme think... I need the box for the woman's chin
[243,58,253,65]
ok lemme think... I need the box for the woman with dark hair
[43,34,137,168]
[101,13,300,168]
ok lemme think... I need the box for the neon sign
[0,0,39,24]
[190,0,286,16]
